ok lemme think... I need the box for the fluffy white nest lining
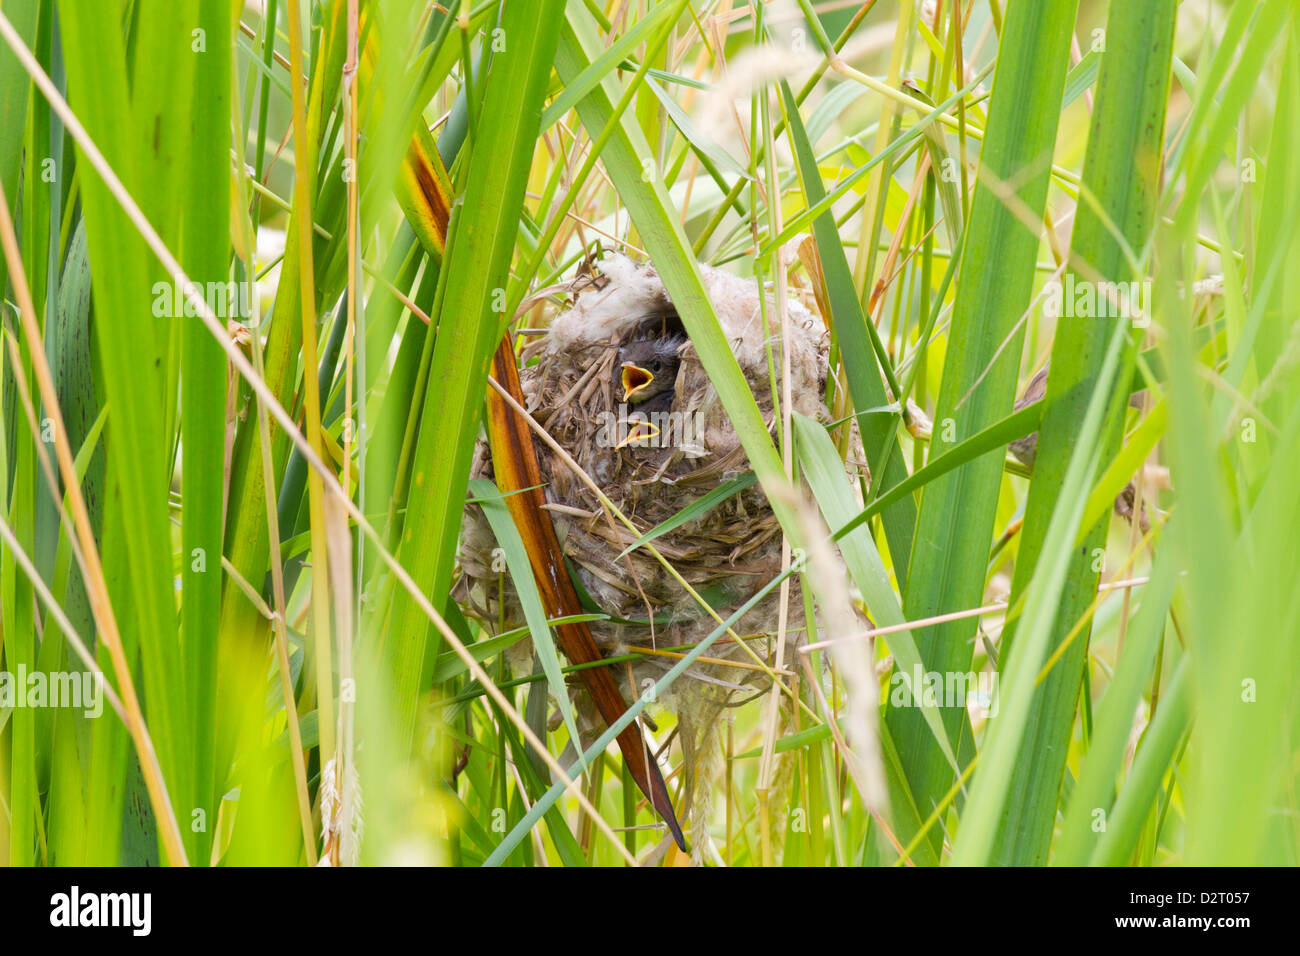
[456,253,831,856]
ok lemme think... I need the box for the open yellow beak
[620,363,655,403]
[615,419,661,449]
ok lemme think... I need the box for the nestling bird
[615,334,684,447]
[615,391,676,448]
[617,334,685,404]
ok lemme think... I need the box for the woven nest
[459,251,829,671]
[456,254,830,853]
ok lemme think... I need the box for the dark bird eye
[650,360,661,372]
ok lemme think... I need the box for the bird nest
[456,253,831,859]
[458,254,831,685]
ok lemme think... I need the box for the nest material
[457,254,828,856]
[461,253,828,665]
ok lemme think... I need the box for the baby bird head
[617,334,685,404]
